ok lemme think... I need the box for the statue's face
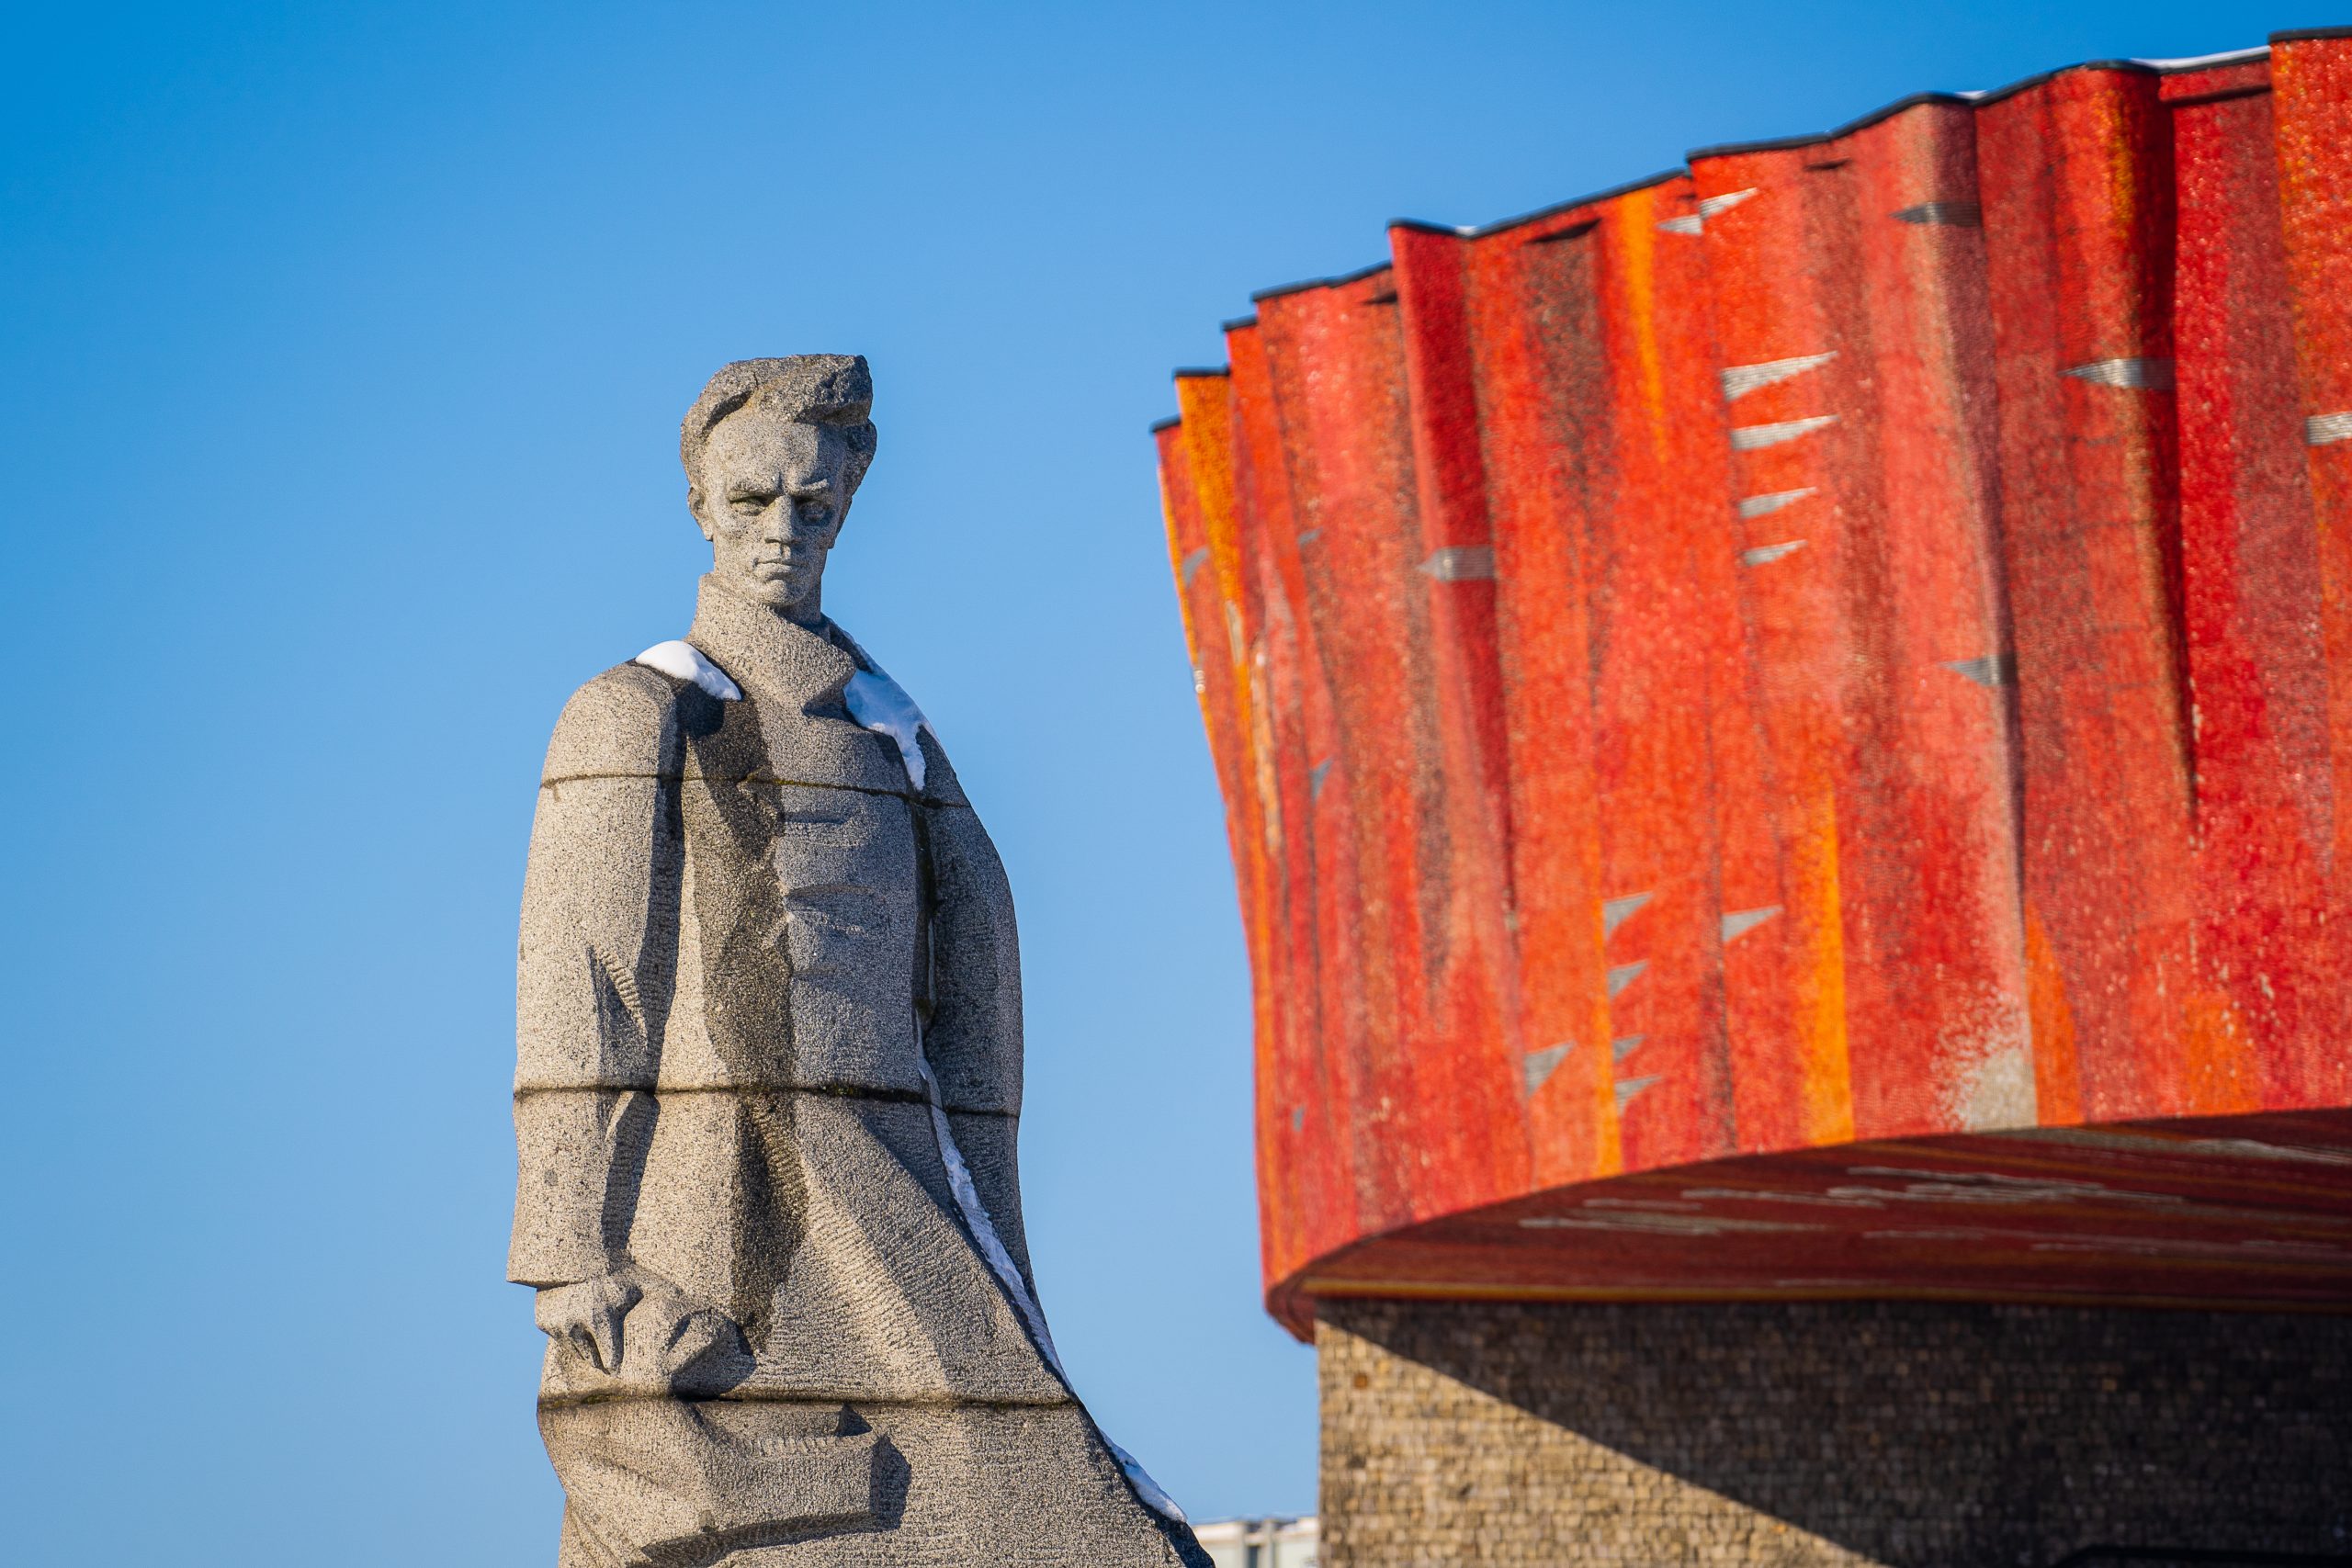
[691,404,854,621]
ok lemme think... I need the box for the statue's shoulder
[912,728,970,809]
[830,621,971,809]
[539,648,732,784]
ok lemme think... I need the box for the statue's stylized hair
[680,355,878,496]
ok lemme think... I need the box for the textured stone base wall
[1317,1299,2352,1568]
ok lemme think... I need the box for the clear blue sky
[0,1,2319,1558]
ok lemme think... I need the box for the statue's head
[681,355,878,622]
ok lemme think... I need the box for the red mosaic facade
[1155,30,2352,1338]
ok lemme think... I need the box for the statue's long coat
[512,579,1203,1568]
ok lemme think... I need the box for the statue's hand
[534,1269,752,1393]
[535,1274,642,1372]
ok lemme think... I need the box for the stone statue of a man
[511,356,1206,1568]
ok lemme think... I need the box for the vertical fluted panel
[2272,28,2352,1111]
[1447,195,1625,1190]
[1982,67,2199,1123]
[2168,54,2335,1120]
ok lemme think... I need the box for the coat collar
[680,573,965,804]
[685,575,859,721]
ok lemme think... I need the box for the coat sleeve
[509,664,686,1289]
[918,728,1034,1288]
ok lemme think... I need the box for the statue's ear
[686,484,715,542]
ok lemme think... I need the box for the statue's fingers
[533,1287,572,1340]
[590,1304,625,1371]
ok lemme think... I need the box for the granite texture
[514,358,1202,1567]
[548,1402,1191,1568]
[1316,1298,2352,1568]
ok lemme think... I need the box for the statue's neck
[708,572,824,633]
[690,574,854,699]
[770,574,823,630]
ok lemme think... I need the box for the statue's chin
[719,573,804,611]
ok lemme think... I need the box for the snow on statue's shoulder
[843,670,932,791]
[633,640,741,702]
[831,626,935,791]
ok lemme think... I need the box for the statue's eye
[729,494,770,513]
